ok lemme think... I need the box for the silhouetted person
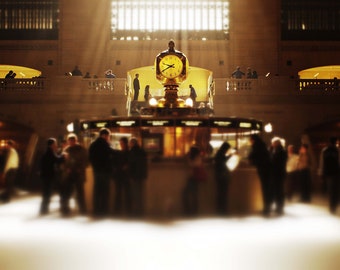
[105,69,116,78]
[128,137,148,217]
[71,65,83,76]
[248,134,272,216]
[113,137,131,216]
[189,84,197,102]
[39,138,65,215]
[83,72,91,78]
[182,146,207,216]
[5,70,14,79]
[144,85,151,102]
[214,142,232,215]
[89,128,116,217]
[252,70,258,79]
[133,74,140,101]
[0,140,19,203]
[60,133,88,216]
[269,137,287,215]
[285,145,299,200]
[231,66,245,79]
[246,67,252,79]
[297,144,312,203]
[319,136,339,214]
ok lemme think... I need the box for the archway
[0,65,41,78]
[298,65,340,79]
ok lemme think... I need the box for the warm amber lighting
[0,65,41,78]
[299,66,340,79]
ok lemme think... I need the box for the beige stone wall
[0,0,339,80]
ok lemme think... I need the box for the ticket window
[210,128,257,161]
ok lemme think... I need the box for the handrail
[0,78,45,91]
[1,77,340,94]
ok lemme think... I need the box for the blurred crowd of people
[38,129,147,218]
[1,131,338,219]
[248,134,340,217]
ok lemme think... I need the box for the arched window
[111,0,229,40]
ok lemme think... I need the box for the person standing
[0,140,19,203]
[189,84,197,102]
[182,145,207,217]
[144,85,151,102]
[60,133,88,216]
[297,144,312,203]
[231,66,245,79]
[246,67,252,79]
[269,137,288,215]
[71,65,83,76]
[89,128,116,217]
[285,144,299,200]
[248,134,272,216]
[113,137,131,216]
[128,137,147,217]
[39,138,65,215]
[319,136,339,214]
[133,73,140,101]
[214,142,232,215]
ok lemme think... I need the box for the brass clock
[159,54,184,79]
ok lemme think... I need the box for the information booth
[80,116,264,218]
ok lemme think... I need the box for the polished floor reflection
[0,193,340,270]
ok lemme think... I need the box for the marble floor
[0,192,340,270]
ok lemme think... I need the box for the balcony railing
[1,77,340,96]
[0,78,45,91]
[298,79,340,91]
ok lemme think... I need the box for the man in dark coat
[214,142,232,215]
[60,133,88,216]
[248,134,272,216]
[269,137,288,215]
[113,137,131,216]
[128,137,147,217]
[40,138,64,215]
[320,136,339,214]
[89,128,116,217]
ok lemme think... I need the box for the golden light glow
[0,65,41,78]
[298,66,340,79]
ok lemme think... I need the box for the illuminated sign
[141,120,174,127]
[116,120,137,127]
[239,122,252,128]
[180,121,203,127]
[212,121,232,127]
[95,122,109,128]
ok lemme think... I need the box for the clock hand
[162,63,173,67]
[161,65,174,72]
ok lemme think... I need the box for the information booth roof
[79,116,263,132]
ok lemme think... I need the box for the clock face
[159,55,184,79]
